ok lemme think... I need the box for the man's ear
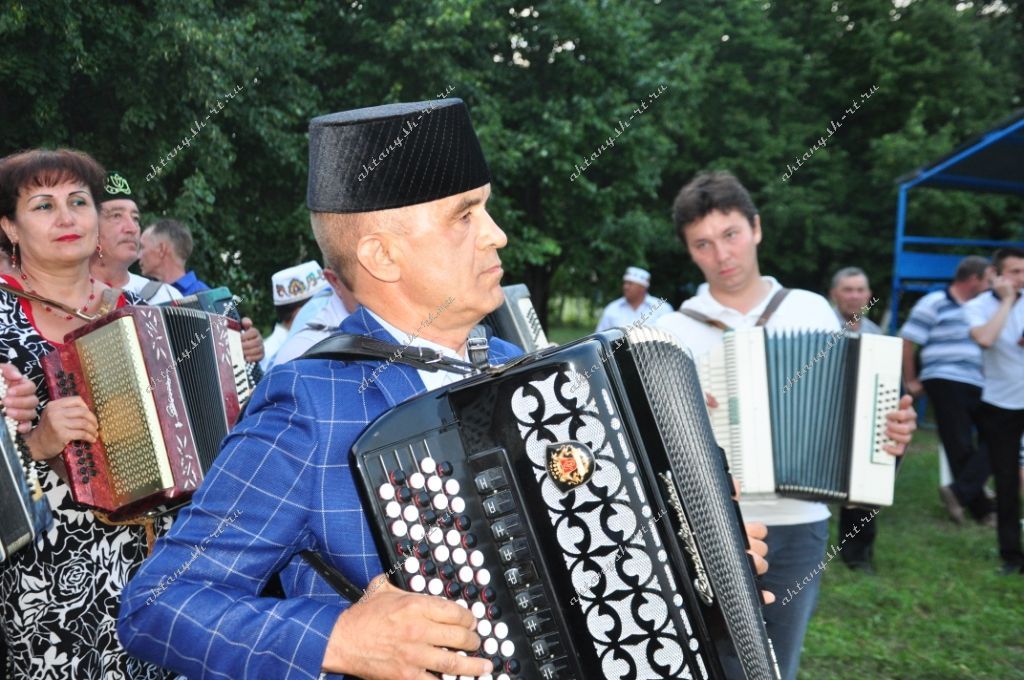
[355,231,402,283]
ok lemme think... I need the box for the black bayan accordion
[696,328,903,506]
[41,305,251,520]
[352,327,780,679]
[0,379,52,563]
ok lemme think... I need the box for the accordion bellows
[0,380,51,563]
[42,306,246,520]
[697,328,903,506]
[351,327,779,679]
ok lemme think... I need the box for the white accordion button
[456,598,469,609]
[433,545,450,562]
[378,483,395,500]
[452,548,468,565]
[427,476,443,492]
[494,622,508,640]
[385,501,401,518]
[390,520,407,537]
[469,550,485,567]
[475,569,491,586]
[444,479,460,495]
[477,619,492,636]
[402,505,419,522]
[409,524,425,542]
[428,578,443,595]
[427,527,444,544]
[499,640,514,658]
[404,557,419,574]
[410,472,426,489]
[420,458,437,474]
[409,574,426,592]
[458,566,474,583]
[446,529,461,546]
[471,601,486,619]
[433,494,449,510]
[483,637,499,655]
[450,497,466,513]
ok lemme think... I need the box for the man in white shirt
[90,171,182,304]
[270,271,356,367]
[964,247,1024,575]
[260,260,329,370]
[595,266,669,331]
[656,171,917,680]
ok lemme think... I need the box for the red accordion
[42,305,250,520]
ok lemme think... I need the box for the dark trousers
[923,378,993,518]
[838,506,877,564]
[976,402,1024,565]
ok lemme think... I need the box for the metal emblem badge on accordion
[545,441,595,493]
[41,302,254,520]
[352,325,780,679]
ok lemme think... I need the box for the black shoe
[998,562,1024,576]
[939,485,965,524]
[845,560,876,575]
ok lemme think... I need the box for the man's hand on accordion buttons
[24,396,98,461]
[883,394,917,457]
[744,522,775,605]
[239,317,265,364]
[1,363,40,433]
[322,573,494,680]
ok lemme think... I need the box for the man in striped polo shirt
[900,256,994,525]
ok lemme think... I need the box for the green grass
[800,427,1024,680]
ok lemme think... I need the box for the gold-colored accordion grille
[75,317,173,506]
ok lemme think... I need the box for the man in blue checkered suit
[119,99,771,680]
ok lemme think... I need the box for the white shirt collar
[686,276,782,320]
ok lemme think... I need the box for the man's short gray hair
[831,266,868,290]
[148,218,194,263]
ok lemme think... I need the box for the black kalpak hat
[307,98,490,213]
[101,171,133,203]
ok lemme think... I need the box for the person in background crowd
[139,218,210,295]
[135,214,263,364]
[89,171,182,304]
[595,265,669,331]
[964,246,1024,576]
[899,255,994,526]
[270,268,356,367]
[261,260,329,370]
[656,171,918,680]
[829,266,885,573]
[0,147,173,679]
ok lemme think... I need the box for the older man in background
[595,265,669,331]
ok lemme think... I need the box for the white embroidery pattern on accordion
[511,369,704,680]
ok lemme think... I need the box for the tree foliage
[1,0,1020,326]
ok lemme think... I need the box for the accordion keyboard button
[455,514,472,531]
[475,569,492,586]
[427,476,443,492]
[458,566,473,583]
[409,524,425,541]
[378,483,394,500]
[474,467,508,493]
[483,638,499,655]
[499,640,515,658]
[480,586,497,603]
[472,601,486,619]
[432,494,449,510]
[469,550,485,567]
[477,618,492,636]
[504,658,521,674]
[514,585,545,612]
[450,497,466,513]
[444,479,460,495]
[437,461,454,477]
[433,545,450,562]
[409,472,425,489]
[452,548,467,565]
[481,491,514,517]
[409,574,426,592]
[493,622,508,640]
[498,538,529,564]
[419,458,437,474]
[428,578,443,595]
[463,583,480,600]
[389,470,407,486]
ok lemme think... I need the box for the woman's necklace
[18,270,96,321]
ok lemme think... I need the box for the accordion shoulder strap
[139,279,164,302]
[678,287,790,332]
[298,332,473,375]
[755,287,791,327]
[678,309,731,332]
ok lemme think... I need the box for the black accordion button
[396,487,412,503]
[455,514,472,531]
[437,461,454,477]
[480,586,498,603]
[463,583,480,600]
[389,470,407,486]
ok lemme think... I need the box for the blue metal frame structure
[889,110,1024,333]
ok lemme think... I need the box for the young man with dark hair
[657,170,918,680]
[964,246,1024,575]
[900,255,994,526]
